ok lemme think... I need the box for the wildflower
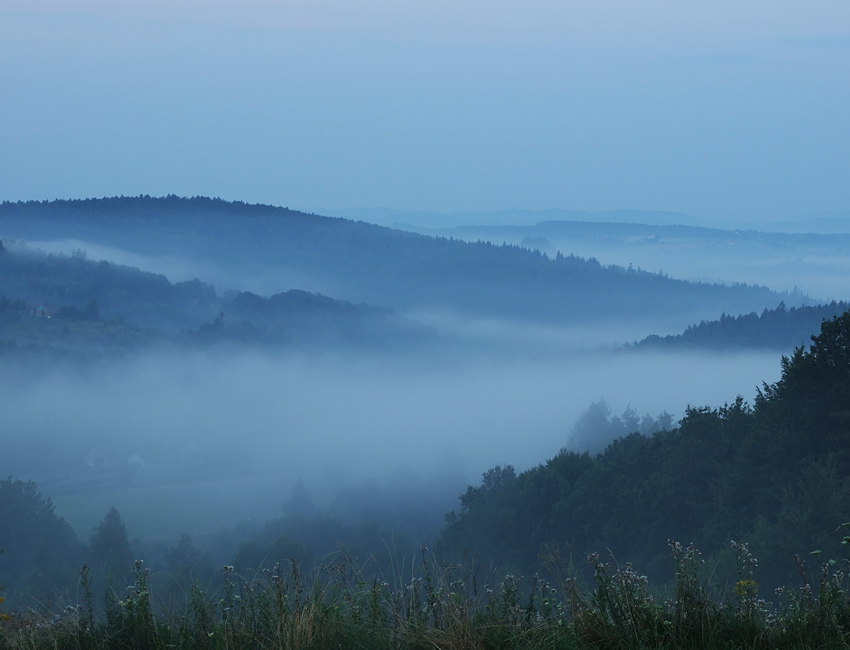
[733,579,758,599]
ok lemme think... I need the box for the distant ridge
[0,243,419,356]
[324,206,701,229]
[0,196,799,329]
[634,301,850,351]
[328,206,850,234]
[400,218,850,302]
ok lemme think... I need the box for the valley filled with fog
[0,197,847,604]
[1,340,781,543]
[3,2,850,644]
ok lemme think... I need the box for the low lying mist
[0,344,782,544]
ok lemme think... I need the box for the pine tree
[89,507,133,578]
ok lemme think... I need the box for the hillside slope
[443,309,850,589]
[0,197,796,328]
[401,219,850,302]
[0,244,418,354]
[635,301,850,351]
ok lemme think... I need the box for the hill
[401,219,850,302]
[0,239,219,332]
[634,301,850,351]
[0,243,418,355]
[442,309,850,590]
[199,289,424,350]
[0,196,797,329]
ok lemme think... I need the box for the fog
[18,237,331,301]
[0,343,781,541]
[1,202,840,603]
[22,238,221,288]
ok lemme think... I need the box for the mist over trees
[2,193,819,358]
[0,245,428,357]
[88,507,133,580]
[566,400,674,454]
[3,196,850,644]
[442,311,850,591]
[0,241,218,331]
[3,310,850,604]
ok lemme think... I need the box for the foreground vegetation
[5,540,850,649]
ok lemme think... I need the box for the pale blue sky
[1,0,848,222]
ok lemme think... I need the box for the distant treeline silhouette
[635,300,850,350]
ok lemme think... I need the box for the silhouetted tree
[283,479,316,518]
[89,507,133,578]
[0,478,78,597]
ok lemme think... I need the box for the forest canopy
[443,310,850,590]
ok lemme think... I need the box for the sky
[1,0,848,223]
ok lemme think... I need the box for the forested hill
[0,240,218,331]
[442,310,850,591]
[0,243,417,354]
[634,301,850,351]
[0,196,795,326]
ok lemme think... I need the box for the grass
[3,542,850,649]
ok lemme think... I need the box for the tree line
[443,310,850,591]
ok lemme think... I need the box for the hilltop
[0,243,421,357]
[0,196,798,329]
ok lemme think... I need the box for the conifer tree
[89,507,133,578]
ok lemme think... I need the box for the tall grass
[3,541,850,649]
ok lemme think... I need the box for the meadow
[4,540,850,649]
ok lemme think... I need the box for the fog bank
[0,346,781,540]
